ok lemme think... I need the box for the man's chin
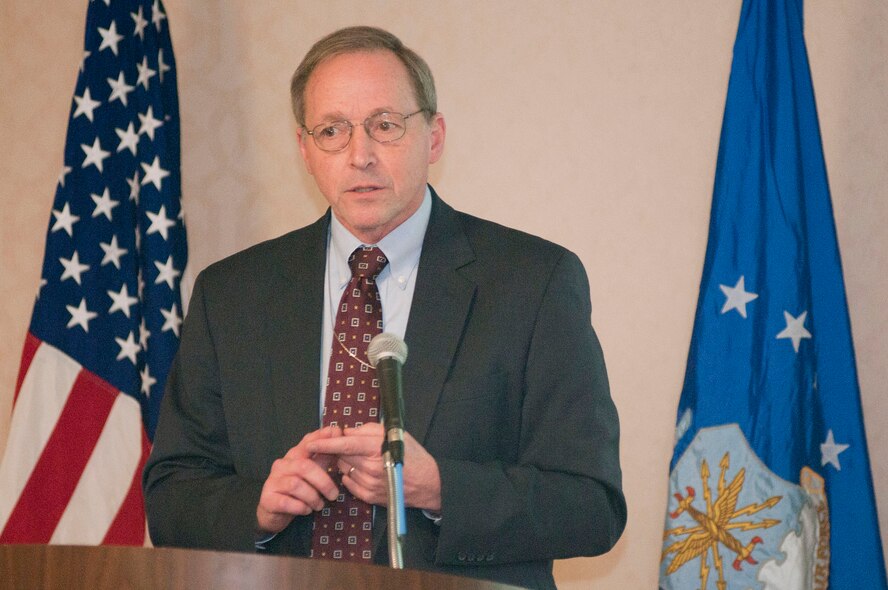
[336,211,398,243]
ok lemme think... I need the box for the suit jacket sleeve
[429,248,626,565]
[142,271,265,551]
[143,221,326,554]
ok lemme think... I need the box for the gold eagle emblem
[662,452,782,589]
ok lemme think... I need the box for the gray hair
[290,26,437,126]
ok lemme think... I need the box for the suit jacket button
[486,552,495,561]
[457,551,467,561]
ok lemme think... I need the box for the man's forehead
[306,50,409,87]
[303,50,416,121]
[313,47,398,67]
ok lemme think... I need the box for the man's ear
[428,113,446,165]
[296,127,314,175]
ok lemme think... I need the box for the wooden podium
[0,545,524,589]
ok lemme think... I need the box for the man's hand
[256,425,343,535]
[306,423,442,512]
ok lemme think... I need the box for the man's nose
[347,124,377,168]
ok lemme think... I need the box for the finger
[310,423,344,440]
[307,434,380,457]
[270,456,340,502]
[278,473,333,511]
[290,459,341,502]
[284,425,342,460]
[342,469,387,506]
[257,474,328,534]
[339,457,386,493]
[261,490,316,517]
[344,422,384,436]
[336,459,355,476]
[339,456,385,480]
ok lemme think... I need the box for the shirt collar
[329,186,432,290]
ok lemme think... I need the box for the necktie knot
[349,246,388,279]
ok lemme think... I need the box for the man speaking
[143,26,625,590]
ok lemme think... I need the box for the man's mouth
[350,186,382,194]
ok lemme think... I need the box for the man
[144,26,625,590]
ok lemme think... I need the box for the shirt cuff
[254,531,277,550]
[422,509,443,526]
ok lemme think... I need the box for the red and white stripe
[0,334,149,545]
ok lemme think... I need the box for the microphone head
[368,333,408,367]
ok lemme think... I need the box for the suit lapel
[373,192,477,554]
[261,196,475,450]
[262,215,329,453]
[402,192,477,446]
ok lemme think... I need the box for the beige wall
[2,1,886,586]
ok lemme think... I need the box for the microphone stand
[369,333,409,570]
[382,431,406,569]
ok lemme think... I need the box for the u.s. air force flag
[659,1,886,588]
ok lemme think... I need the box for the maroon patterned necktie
[311,246,388,562]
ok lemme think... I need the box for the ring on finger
[348,466,356,476]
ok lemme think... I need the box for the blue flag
[0,0,186,544]
[659,1,886,588]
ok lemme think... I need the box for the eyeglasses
[304,110,426,152]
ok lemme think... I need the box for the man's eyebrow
[307,111,347,125]
[310,106,402,124]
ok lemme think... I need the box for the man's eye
[372,118,403,134]
[319,126,341,138]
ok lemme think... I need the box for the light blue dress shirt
[319,186,432,418]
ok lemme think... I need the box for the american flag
[0,0,186,545]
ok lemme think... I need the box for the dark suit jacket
[143,190,626,590]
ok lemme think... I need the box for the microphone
[368,333,409,561]
[368,333,408,463]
